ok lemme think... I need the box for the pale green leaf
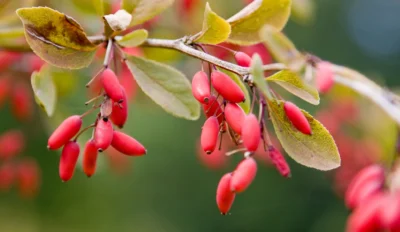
[219,69,251,114]
[193,2,231,45]
[227,0,292,45]
[267,70,320,105]
[259,25,306,70]
[122,0,174,26]
[103,9,132,32]
[31,64,57,116]
[16,7,97,69]
[250,54,273,99]
[125,56,200,120]
[268,99,340,170]
[117,29,148,47]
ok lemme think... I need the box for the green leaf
[0,27,30,51]
[219,69,251,114]
[103,9,132,32]
[268,99,340,171]
[250,54,273,99]
[92,0,104,16]
[31,64,57,117]
[193,2,231,45]
[122,0,174,26]
[267,70,320,105]
[227,0,292,45]
[117,29,148,47]
[125,55,200,120]
[291,0,315,25]
[259,25,305,70]
[16,7,97,69]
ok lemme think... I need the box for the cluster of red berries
[0,130,40,198]
[47,68,146,181]
[345,164,400,232]
[191,51,314,214]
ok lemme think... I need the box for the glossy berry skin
[316,61,334,94]
[191,71,211,104]
[269,147,291,178]
[230,157,257,193]
[94,119,114,152]
[225,103,245,135]
[83,139,98,177]
[0,130,24,160]
[200,116,220,154]
[101,69,124,102]
[241,114,261,152]
[216,173,235,215]
[211,71,245,103]
[111,131,146,156]
[345,165,385,209]
[59,141,80,182]
[235,52,252,67]
[48,115,82,150]
[11,82,33,122]
[110,87,128,128]
[283,102,312,135]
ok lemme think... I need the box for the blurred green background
[0,0,399,231]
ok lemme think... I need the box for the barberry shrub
[0,0,397,222]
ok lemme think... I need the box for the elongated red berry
[316,61,334,94]
[345,165,385,209]
[241,114,261,152]
[269,147,291,178]
[110,87,128,128]
[101,69,124,102]
[83,139,98,177]
[94,119,113,152]
[16,158,40,198]
[225,103,245,135]
[216,173,235,215]
[59,141,80,182]
[0,130,24,160]
[111,131,146,156]
[380,192,400,231]
[211,71,245,103]
[48,115,82,150]
[283,101,312,135]
[230,157,257,193]
[192,71,211,104]
[11,82,33,122]
[201,116,220,154]
[235,52,252,67]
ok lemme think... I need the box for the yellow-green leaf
[250,54,273,99]
[122,0,174,26]
[16,7,97,69]
[227,0,292,45]
[193,2,231,45]
[259,25,306,70]
[31,64,57,117]
[125,55,200,120]
[0,27,30,51]
[219,69,251,114]
[267,70,320,105]
[117,29,148,47]
[268,99,340,170]
[92,0,104,16]
[291,0,315,25]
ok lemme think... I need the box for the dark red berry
[241,114,261,152]
[211,71,245,103]
[111,131,146,156]
[110,87,128,128]
[191,71,211,104]
[269,147,291,178]
[216,173,235,215]
[283,101,312,135]
[59,141,80,182]
[202,95,225,128]
[201,116,220,154]
[230,157,257,193]
[48,115,82,150]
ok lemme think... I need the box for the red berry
[345,165,385,209]
[230,157,257,193]
[110,87,128,128]
[283,101,312,135]
[11,82,33,122]
[101,69,124,102]
[191,71,211,104]
[48,115,82,150]
[111,131,146,156]
[16,158,40,198]
[316,61,334,94]
[0,78,10,108]
[0,51,21,71]
[211,71,245,103]
[241,114,261,152]
[240,43,272,65]
[59,141,80,182]
[200,116,220,154]
[225,103,245,135]
[380,192,400,231]
[83,139,98,177]
[94,119,114,152]
[202,95,225,127]
[0,162,15,191]
[216,173,236,215]
[269,147,291,178]
[0,130,24,160]
[235,52,252,67]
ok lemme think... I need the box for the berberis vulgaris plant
[5,0,400,223]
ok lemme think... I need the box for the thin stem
[86,67,105,88]
[114,43,127,62]
[73,124,95,141]
[226,148,247,157]
[103,39,114,68]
